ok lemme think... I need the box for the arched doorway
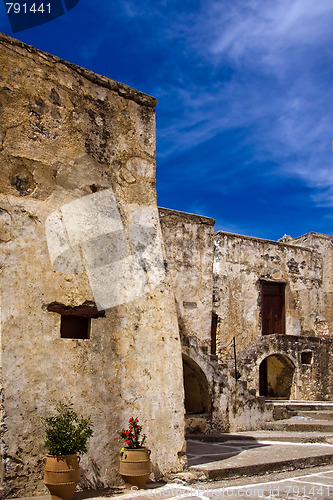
[259,354,295,399]
[182,354,211,414]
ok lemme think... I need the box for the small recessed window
[47,301,105,340]
[60,315,90,339]
[301,351,313,365]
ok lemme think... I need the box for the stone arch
[259,353,295,399]
[182,354,211,414]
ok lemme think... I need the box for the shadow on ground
[73,482,166,499]
[186,435,270,467]
[74,489,124,499]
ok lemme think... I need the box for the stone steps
[266,399,333,412]
[184,401,333,481]
[263,419,333,433]
[187,431,333,444]
[264,399,333,432]
[295,411,333,420]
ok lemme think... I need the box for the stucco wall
[0,34,185,498]
[213,231,323,352]
[159,208,215,354]
[292,232,333,335]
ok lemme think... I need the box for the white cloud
[200,0,333,67]
[155,0,333,206]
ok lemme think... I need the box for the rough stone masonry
[0,33,185,497]
[1,32,333,499]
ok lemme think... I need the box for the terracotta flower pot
[44,454,80,500]
[119,447,151,489]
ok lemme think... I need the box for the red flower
[120,417,147,448]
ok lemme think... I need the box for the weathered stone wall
[159,208,215,353]
[213,231,323,351]
[292,232,333,336]
[159,211,273,433]
[159,209,216,432]
[213,231,332,401]
[1,34,332,498]
[0,34,185,498]
[231,335,333,401]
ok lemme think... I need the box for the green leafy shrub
[42,401,93,456]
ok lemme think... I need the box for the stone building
[213,231,333,402]
[1,34,332,497]
[0,34,185,497]
[159,210,333,435]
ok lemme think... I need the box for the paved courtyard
[115,467,333,500]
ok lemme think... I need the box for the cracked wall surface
[0,34,185,498]
[213,231,333,401]
[159,210,274,433]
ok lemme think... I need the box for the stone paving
[10,436,333,500]
[119,468,333,500]
[11,469,333,500]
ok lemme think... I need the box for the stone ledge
[0,33,157,108]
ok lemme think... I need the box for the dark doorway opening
[182,354,211,414]
[259,354,295,399]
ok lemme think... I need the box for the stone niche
[0,34,185,497]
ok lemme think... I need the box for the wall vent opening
[211,313,218,355]
[47,301,105,340]
[60,315,90,339]
[301,351,313,365]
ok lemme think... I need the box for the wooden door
[261,282,285,335]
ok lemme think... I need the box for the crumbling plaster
[213,231,323,351]
[292,232,333,334]
[159,208,215,354]
[159,210,274,434]
[0,34,185,498]
[213,231,333,402]
[1,31,333,499]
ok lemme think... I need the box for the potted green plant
[42,401,93,500]
[119,417,151,489]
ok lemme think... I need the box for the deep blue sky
[1,0,333,240]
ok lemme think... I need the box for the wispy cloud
[151,0,333,208]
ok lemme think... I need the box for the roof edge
[0,33,157,108]
[214,230,317,252]
[158,206,216,225]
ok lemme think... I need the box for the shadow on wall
[259,354,295,399]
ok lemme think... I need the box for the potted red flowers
[119,417,151,489]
